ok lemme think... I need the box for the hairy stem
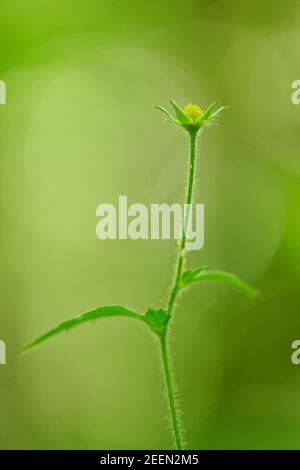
[160,130,198,449]
[160,332,183,450]
[168,129,198,315]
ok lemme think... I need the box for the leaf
[170,100,189,124]
[155,105,178,124]
[180,269,259,298]
[180,265,207,287]
[209,106,228,120]
[144,308,170,337]
[202,101,218,121]
[20,306,145,355]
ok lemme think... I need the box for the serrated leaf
[180,269,259,298]
[20,306,145,355]
[144,308,170,337]
[180,265,207,287]
[155,105,178,124]
[170,100,189,124]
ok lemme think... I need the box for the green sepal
[155,105,179,124]
[209,106,228,120]
[169,100,189,124]
[202,101,218,121]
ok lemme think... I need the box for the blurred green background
[1,0,300,450]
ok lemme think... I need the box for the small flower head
[155,100,227,133]
[183,103,205,122]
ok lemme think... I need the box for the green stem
[168,130,198,315]
[160,332,183,450]
[160,130,198,449]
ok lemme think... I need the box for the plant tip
[156,99,227,132]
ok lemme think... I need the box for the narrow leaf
[209,106,228,120]
[170,100,189,124]
[180,269,259,298]
[20,306,145,355]
[155,105,178,124]
[202,101,218,121]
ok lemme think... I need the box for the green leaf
[180,269,259,298]
[144,308,170,337]
[209,106,228,121]
[155,105,178,124]
[202,101,218,121]
[170,100,189,124]
[20,306,145,355]
[180,265,207,287]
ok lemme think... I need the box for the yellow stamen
[184,103,204,121]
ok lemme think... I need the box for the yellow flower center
[183,103,204,121]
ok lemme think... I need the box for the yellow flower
[155,100,227,133]
[183,103,205,122]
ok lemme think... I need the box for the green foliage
[20,306,145,355]
[154,105,178,124]
[209,105,227,120]
[21,98,259,450]
[20,305,173,355]
[202,101,218,120]
[144,308,170,337]
[169,100,189,124]
[179,265,206,287]
[155,100,227,132]
[180,268,259,298]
